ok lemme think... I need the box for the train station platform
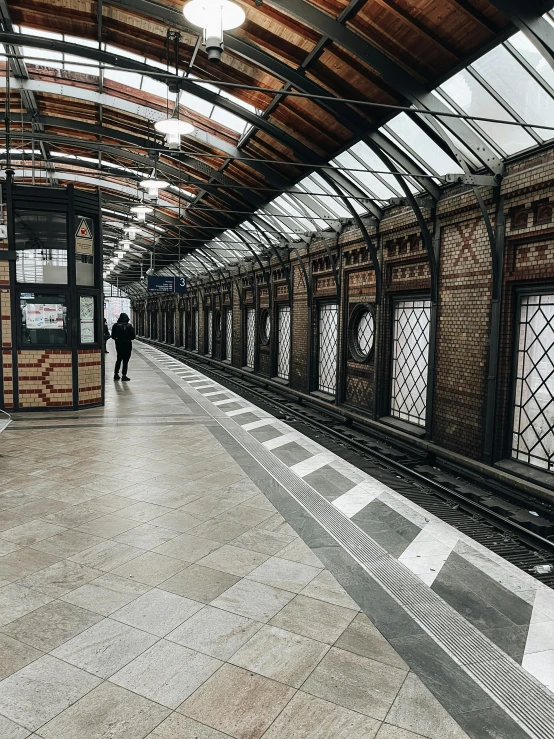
[0,342,552,739]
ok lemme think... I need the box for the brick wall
[17,350,73,408]
[78,349,102,405]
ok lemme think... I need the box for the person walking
[103,318,111,354]
[111,312,135,381]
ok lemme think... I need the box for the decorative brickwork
[17,350,73,408]
[1,290,11,348]
[78,349,102,405]
[2,350,13,408]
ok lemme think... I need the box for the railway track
[142,339,554,588]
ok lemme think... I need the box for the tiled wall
[1,237,13,408]
[17,350,73,408]
[78,349,102,405]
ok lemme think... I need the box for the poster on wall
[80,296,95,343]
[25,304,44,328]
[43,304,65,329]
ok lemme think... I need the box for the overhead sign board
[147,275,187,294]
[75,216,94,256]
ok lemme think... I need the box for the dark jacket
[111,313,135,347]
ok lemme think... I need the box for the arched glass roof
[2,7,554,285]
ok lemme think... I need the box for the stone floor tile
[75,515,141,538]
[168,605,262,660]
[110,551,187,585]
[197,544,269,577]
[148,713,231,738]
[61,573,150,615]
[277,538,324,568]
[385,674,470,739]
[159,564,239,603]
[0,655,100,731]
[18,560,100,598]
[257,512,297,538]
[41,505,105,528]
[230,529,294,556]
[335,613,409,670]
[299,569,360,610]
[110,639,221,709]
[239,493,276,512]
[0,633,43,680]
[11,499,69,519]
[375,727,427,739]
[0,600,103,651]
[154,533,222,562]
[211,579,295,623]
[51,618,158,678]
[187,518,253,544]
[0,512,32,533]
[29,529,104,558]
[0,584,53,627]
[0,548,61,582]
[0,713,31,739]
[218,505,274,527]
[140,489,203,509]
[178,663,295,739]
[229,624,329,688]
[0,521,67,547]
[269,594,357,644]
[179,496,239,521]
[113,523,181,550]
[116,502,173,523]
[68,540,143,571]
[111,588,203,636]
[148,509,203,533]
[261,691,381,738]
[37,681,169,739]
[0,540,22,556]
[302,647,407,720]
[86,495,136,512]
[246,556,320,593]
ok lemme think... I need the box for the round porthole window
[260,309,271,345]
[348,303,375,362]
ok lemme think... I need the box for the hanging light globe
[140,178,169,201]
[154,118,194,149]
[183,0,245,62]
[130,204,153,223]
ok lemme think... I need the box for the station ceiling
[0,0,553,287]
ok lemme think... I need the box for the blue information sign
[147,275,187,293]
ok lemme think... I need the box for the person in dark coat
[103,318,111,354]
[111,312,135,381]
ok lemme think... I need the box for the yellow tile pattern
[78,349,102,405]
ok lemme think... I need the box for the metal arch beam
[488,0,554,72]
[260,0,503,174]
[0,33,324,166]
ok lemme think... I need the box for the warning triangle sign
[76,218,92,239]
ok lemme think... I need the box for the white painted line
[289,452,336,477]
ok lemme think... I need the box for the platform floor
[0,343,553,739]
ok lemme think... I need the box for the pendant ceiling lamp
[154,117,194,149]
[140,178,169,201]
[183,0,245,62]
[123,225,138,241]
[130,204,153,223]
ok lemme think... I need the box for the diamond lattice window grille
[194,309,199,351]
[512,294,554,470]
[357,310,375,356]
[318,303,338,394]
[246,307,255,368]
[277,305,291,380]
[390,299,431,426]
[225,308,233,361]
[207,309,213,355]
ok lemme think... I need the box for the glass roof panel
[471,44,554,141]
[439,68,536,155]
[333,151,395,200]
[349,142,405,197]
[508,32,554,90]
[385,113,463,175]
[210,105,247,134]
[104,69,142,88]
